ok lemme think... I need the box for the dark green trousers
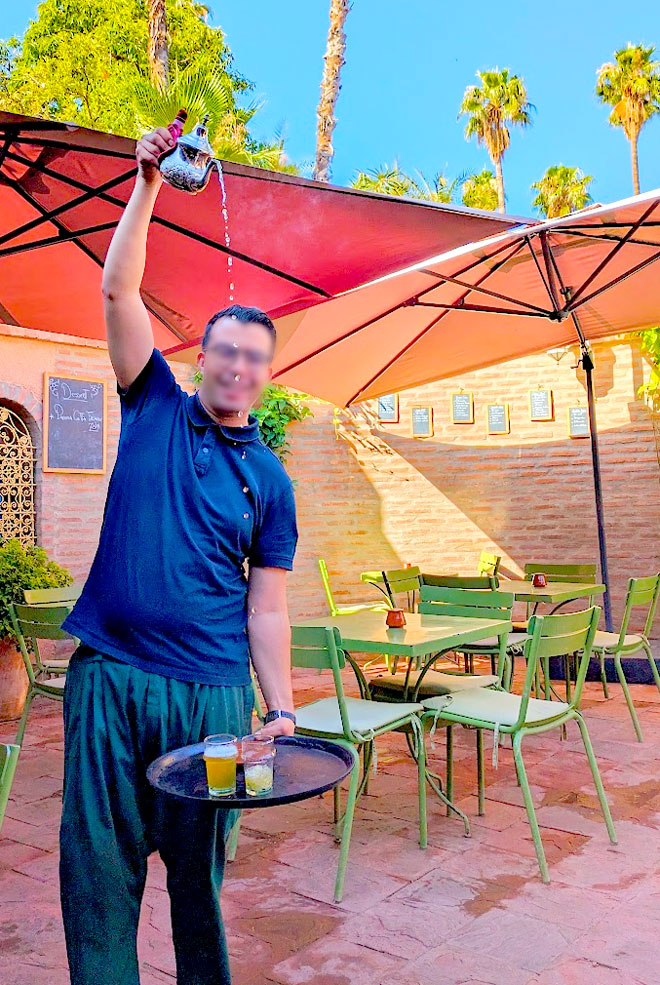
[60,648,253,985]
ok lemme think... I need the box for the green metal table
[500,579,605,607]
[293,610,511,831]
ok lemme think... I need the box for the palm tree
[147,0,169,90]
[531,165,594,218]
[351,164,456,202]
[462,168,498,210]
[596,43,660,195]
[459,69,532,213]
[314,0,351,182]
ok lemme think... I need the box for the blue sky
[3,1,660,216]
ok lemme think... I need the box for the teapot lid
[178,114,213,154]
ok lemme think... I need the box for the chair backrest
[291,625,352,740]
[421,574,499,590]
[618,573,660,641]
[9,602,74,683]
[478,551,502,578]
[419,585,514,620]
[0,744,20,834]
[520,607,600,724]
[317,558,339,616]
[23,584,81,605]
[382,566,422,608]
[524,562,598,584]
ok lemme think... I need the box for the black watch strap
[263,709,296,725]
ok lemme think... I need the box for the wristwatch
[263,709,297,726]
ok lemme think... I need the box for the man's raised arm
[102,127,175,389]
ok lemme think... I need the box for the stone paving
[2,660,660,985]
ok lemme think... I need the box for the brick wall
[2,327,659,633]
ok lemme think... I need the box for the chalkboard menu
[377,394,398,423]
[451,391,474,424]
[568,405,590,439]
[411,405,433,437]
[44,374,107,473]
[529,388,554,422]
[487,403,510,435]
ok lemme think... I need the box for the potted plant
[0,539,72,721]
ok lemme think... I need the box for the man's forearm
[102,176,161,299]
[248,611,294,714]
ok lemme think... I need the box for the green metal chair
[9,603,75,745]
[20,586,81,674]
[0,744,20,834]
[477,551,502,578]
[293,625,427,902]
[421,606,617,883]
[382,566,422,611]
[591,573,660,742]
[318,558,390,616]
[371,585,514,703]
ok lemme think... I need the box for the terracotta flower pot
[0,638,28,722]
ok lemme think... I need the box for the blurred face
[196,316,274,415]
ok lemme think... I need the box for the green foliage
[531,165,593,218]
[638,327,660,410]
[459,68,532,164]
[596,43,660,141]
[0,539,72,643]
[462,169,498,210]
[351,163,457,202]
[252,385,313,461]
[0,0,294,171]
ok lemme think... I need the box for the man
[60,125,298,985]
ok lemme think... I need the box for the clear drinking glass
[203,733,238,796]
[241,734,275,796]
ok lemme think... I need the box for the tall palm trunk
[494,157,506,213]
[313,0,350,182]
[630,129,640,195]
[148,0,169,91]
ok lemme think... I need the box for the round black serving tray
[147,735,354,809]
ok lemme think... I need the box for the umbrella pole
[579,344,613,631]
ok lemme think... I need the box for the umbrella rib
[9,180,189,344]
[414,300,542,317]
[3,132,136,160]
[548,228,660,249]
[567,200,659,307]
[525,234,556,309]
[0,221,119,259]
[5,149,331,298]
[568,246,660,312]
[539,232,564,316]
[341,239,529,405]
[0,156,136,248]
[417,267,553,316]
[273,240,523,379]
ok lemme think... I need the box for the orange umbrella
[273,189,660,630]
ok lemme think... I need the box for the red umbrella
[0,111,522,351]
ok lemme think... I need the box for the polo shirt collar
[186,392,260,443]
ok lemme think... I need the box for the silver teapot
[159,115,218,194]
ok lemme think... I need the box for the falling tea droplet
[234,374,241,382]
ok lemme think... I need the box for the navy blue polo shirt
[63,349,298,686]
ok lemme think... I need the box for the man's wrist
[263,709,296,726]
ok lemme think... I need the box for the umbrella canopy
[0,111,520,351]
[272,190,660,406]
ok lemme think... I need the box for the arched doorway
[0,404,36,545]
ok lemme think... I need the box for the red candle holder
[532,572,547,588]
[386,608,407,628]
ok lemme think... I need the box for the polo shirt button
[202,447,209,454]
[243,486,249,493]
[243,513,249,520]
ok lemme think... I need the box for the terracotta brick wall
[2,327,659,633]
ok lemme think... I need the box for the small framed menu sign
[44,374,107,473]
[451,390,474,424]
[529,388,554,422]
[377,394,399,423]
[568,405,590,438]
[411,405,433,438]
[486,403,510,435]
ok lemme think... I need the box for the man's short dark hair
[202,304,276,350]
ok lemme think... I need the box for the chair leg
[642,640,660,694]
[613,653,643,742]
[226,812,241,862]
[334,743,361,903]
[414,725,428,849]
[598,651,609,699]
[333,785,341,828]
[512,732,549,883]
[574,713,617,845]
[476,729,485,815]
[563,654,572,703]
[445,725,454,817]
[15,689,35,747]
